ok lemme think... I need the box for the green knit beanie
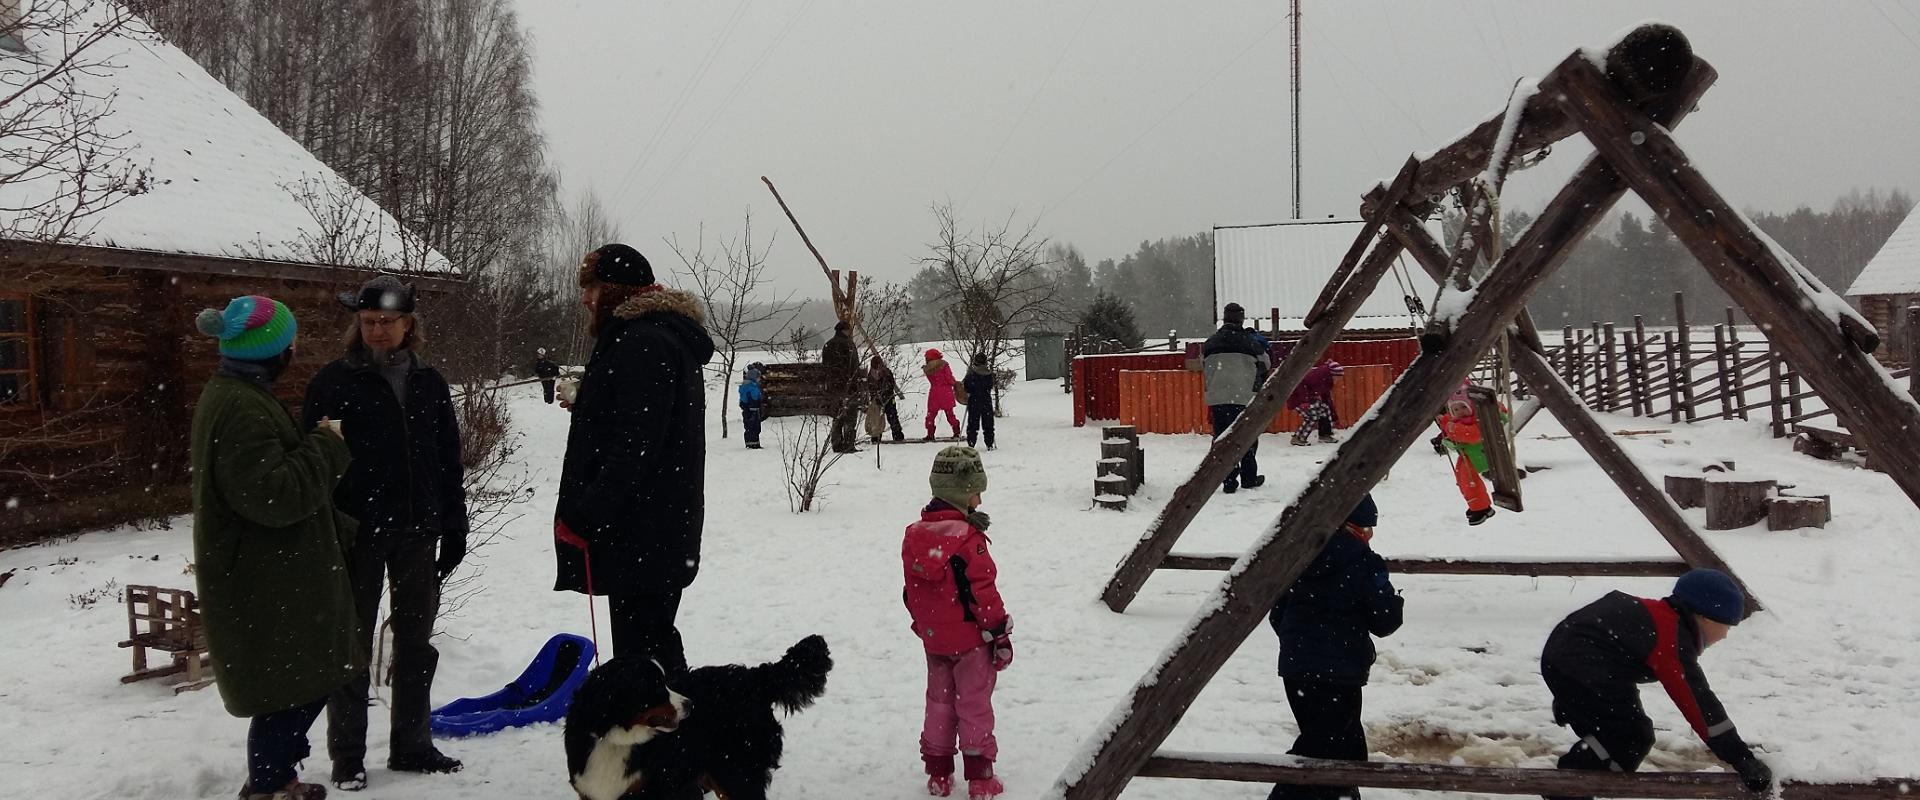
[929,445,988,509]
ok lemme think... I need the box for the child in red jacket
[903,446,1012,800]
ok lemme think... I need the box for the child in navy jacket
[738,362,765,449]
[1266,494,1403,800]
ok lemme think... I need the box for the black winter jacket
[1268,528,1403,685]
[554,287,715,594]
[534,356,560,379]
[301,349,467,538]
[962,366,995,412]
[1541,591,1756,765]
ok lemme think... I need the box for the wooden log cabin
[0,10,459,544]
[1847,202,1920,368]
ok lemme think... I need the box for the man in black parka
[534,347,560,403]
[555,243,714,677]
[302,275,467,790]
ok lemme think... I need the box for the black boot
[388,748,461,775]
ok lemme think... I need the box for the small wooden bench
[118,585,214,693]
[1792,423,1876,469]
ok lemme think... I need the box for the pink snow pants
[926,406,960,438]
[921,646,998,763]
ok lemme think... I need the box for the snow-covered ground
[3,358,1917,799]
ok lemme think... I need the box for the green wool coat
[191,373,364,718]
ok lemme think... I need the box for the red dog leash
[554,519,602,667]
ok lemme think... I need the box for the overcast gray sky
[513,0,1920,296]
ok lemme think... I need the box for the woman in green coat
[190,295,361,800]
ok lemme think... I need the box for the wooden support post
[1098,159,1422,613]
[1675,292,1698,421]
[1623,325,1644,416]
[1160,553,1690,577]
[1601,323,1619,411]
[1712,324,1733,419]
[1060,70,1716,798]
[1635,314,1651,414]
[1664,331,1681,422]
[1136,753,1915,800]
[1386,214,1760,611]
[1551,52,1920,510]
[1768,344,1786,438]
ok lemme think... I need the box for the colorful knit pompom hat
[194,295,297,360]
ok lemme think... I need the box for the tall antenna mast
[1290,0,1302,219]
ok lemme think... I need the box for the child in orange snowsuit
[1436,389,1503,526]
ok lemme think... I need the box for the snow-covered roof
[1848,204,1920,296]
[1214,218,1438,330]
[0,10,454,275]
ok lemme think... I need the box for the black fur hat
[580,243,655,287]
[337,274,416,313]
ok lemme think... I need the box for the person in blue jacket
[739,362,766,449]
[1266,494,1403,800]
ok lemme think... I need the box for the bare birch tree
[919,203,1066,388]
[0,0,150,243]
[668,210,797,439]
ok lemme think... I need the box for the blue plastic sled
[430,633,595,738]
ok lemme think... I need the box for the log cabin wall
[1858,294,1913,368]
[0,261,434,547]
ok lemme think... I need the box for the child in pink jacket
[922,348,962,441]
[903,446,1012,800]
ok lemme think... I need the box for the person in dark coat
[555,243,715,677]
[302,274,466,789]
[1203,303,1270,493]
[534,347,561,403]
[1265,494,1403,800]
[191,295,358,800]
[822,320,861,453]
[962,352,997,450]
[739,361,766,449]
[1539,569,1773,800]
[864,355,906,443]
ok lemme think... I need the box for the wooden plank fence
[1512,294,1915,440]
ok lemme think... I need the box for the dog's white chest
[574,739,639,800]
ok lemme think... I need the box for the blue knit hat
[1670,568,1744,625]
[1347,493,1379,528]
[194,295,297,360]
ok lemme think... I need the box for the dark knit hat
[1670,568,1744,625]
[1347,493,1379,528]
[579,243,654,287]
[930,445,988,509]
[1223,302,1245,324]
[195,295,297,360]
[337,274,416,313]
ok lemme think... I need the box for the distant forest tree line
[894,187,1912,355]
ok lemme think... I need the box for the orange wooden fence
[1116,364,1395,435]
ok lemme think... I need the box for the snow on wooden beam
[1137,753,1916,800]
[1159,554,1689,577]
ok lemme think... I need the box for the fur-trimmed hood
[611,286,705,324]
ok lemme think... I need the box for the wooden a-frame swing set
[1057,24,1920,800]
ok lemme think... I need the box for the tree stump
[1664,475,1707,509]
[1095,474,1131,500]
[1703,477,1775,530]
[1102,440,1134,461]
[1767,493,1830,531]
[1103,425,1140,451]
[1099,457,1137,496]
[1095,493,1128,511]
[1792,433,1842,461]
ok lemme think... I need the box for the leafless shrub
[67,578,118,610]
[437,381,533,627]
[775,412,845,513]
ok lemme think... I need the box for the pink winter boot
[963,755,1002,800]
[925,754,955,797]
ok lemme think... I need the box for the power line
[631,0,816,217]
[1868,0,1920,59]
[961,0,1099,209]
[605,0,756,209]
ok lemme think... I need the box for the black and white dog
[565,635,832,800]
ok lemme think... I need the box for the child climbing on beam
[1435,385,1504,525]
[1539,569,1773,800]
